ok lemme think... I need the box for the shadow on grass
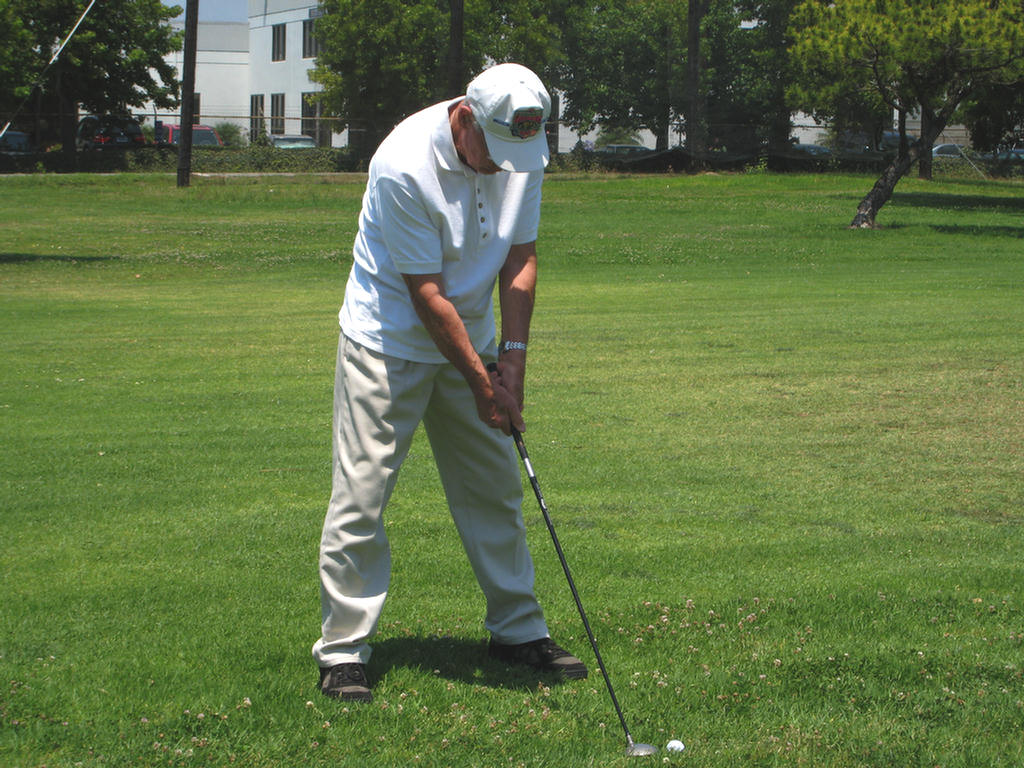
[0,252,116,264]
[893,192,1024,213]
[930,224,1024,238]
[369,635,573,691]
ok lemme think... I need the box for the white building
[247,0,343,146]
[149,1,343,146]
[150,21,250,137]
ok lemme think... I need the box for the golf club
[507,421,658,757]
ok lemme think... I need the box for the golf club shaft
[510,426,638,748]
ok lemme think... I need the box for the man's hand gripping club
[404,273,525,435]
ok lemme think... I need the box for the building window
[272,23,286,61]
[302,93,330,146]
[271,93,285,134]
[302,20,319,59]
[250,94,265,140]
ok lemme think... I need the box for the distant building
[147,21,251,138]
[146,1,344,147]
[247,1,340,146]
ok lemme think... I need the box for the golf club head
[625,741,658,757]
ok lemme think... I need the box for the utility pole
[447,0,465,96]
[177,0,199,187]
[686,0,709,170]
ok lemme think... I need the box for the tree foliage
[558,0,800,155]
[0,3,37,117]
[703,2,769,152]
[789,0,1024,227]
[733,0,801,152]
[558,0,685,150]
[311,0,458,157]
[27,0,182,111]
[4,0,182,152]
[486,0,566,81]
[311,0,564,160]
[961,80,1024,152]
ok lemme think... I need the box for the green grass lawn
[1,171,1022,767]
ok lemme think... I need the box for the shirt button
[480,217,485,223]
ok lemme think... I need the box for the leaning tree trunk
[849,151,918,228]
[850,114,947,229]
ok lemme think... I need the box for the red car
[157,124,223,147]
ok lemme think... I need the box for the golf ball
[666,739,685,752]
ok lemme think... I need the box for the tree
[594,125,642,147]
[0,5,36,123]
[557,0,800,165]
[734,0,802,155]
[704,1,780,155]
[312,0,564,161]
[684,0,709,164]
[446,0,465,96]
[790,0,1024,228]
[682,0,802,164]
[484,0,565,77]
[961,81,1024,152]
[559,0,685,151]
[311,0,453,159]
[10,0,182,159]
[484,0,566,156]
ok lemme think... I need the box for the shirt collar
[433,98,475,176]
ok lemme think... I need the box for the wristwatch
[499,340,527,354]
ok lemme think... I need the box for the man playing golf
[313,62,587,702]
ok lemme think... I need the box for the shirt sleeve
[375,174,443,274]
[511,170,544,245]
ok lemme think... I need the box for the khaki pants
[312,334,549,667]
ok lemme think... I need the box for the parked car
[932,143,965,158]
[156,124,223,147]
[76,115,147,150]
[791,143,831,157]
[772,142,832,171]
[597,143,649,155]
[271,134,317,149]
[0,130,33,154]
[878,130,916,155]
[978,147,1024,163]
[995,147,1024,162]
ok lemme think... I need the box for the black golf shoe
[319,663,372,702]
[488,637,588,680]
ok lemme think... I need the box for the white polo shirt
[339,99,543,363]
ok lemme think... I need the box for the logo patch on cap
[509,107,544,139]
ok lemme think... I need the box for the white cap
[465,63,551,172]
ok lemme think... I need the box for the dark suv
[0,130,33,154]
[76,115,147,150]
